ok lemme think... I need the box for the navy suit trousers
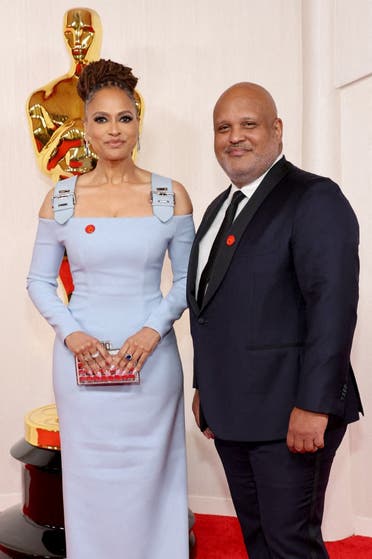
[215,425,346,559]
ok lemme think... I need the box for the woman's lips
[105,140,124,148]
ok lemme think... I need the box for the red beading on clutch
[75,342,140,385]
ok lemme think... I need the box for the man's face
[213,86,283,187]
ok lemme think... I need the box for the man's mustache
[225,144,252,153]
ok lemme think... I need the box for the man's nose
[229,125,245,144]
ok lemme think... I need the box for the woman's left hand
[114,327,161,373]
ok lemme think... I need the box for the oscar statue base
[0,405,196,558]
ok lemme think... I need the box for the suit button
[340,384,348,400]
[198,317,206,325]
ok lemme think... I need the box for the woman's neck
[91,159,139,185]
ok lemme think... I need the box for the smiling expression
[213,83,283,187]
[84,87,139,162]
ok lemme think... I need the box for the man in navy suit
[187,82,362,558]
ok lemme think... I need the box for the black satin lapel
[201,158,292,310]
[187,187,231,316]
[186,241,201,316]
[196,187,232,243]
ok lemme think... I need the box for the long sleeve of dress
[27,219,82,343]
[145,215,195,337]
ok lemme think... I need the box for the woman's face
[84,87,139,162]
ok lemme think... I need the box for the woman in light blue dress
[27,59,194,559]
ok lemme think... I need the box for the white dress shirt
[196,155,283,296]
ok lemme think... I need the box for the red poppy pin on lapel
[226,234,236,246]
[85,224,95,234]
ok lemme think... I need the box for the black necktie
[197,190,245,307]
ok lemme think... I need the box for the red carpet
[193,514,372,558]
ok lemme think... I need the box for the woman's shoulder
[38,176,77,220]
[171,180,193,216]
[38,187,55,219]
[149,170,192,216]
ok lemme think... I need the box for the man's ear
[273,117,283,140]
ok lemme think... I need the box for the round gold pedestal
[25,404,61,450]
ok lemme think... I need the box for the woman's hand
[65,331,112,373]
[114,327,161,373]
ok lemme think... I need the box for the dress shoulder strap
[52,176,77,224]
[151,174,175,223]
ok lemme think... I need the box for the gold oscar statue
[27,8,103,182]
[27,7,144,297]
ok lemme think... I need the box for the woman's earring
[137,137,141,152]
[84,135,91,157]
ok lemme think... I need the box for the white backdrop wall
[0,0,371,541]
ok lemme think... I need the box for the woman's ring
[91,351,100,359]
[125,353,133,361]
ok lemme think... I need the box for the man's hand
[287,407,328,453]
[192,390,214,439]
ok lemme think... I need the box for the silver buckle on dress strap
[52,190,76,209]
[151,188,175,206]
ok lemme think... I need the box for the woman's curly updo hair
[78,59,139,110]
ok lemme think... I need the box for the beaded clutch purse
[75,342,140,385]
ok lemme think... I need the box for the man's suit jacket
[187,157,363,441]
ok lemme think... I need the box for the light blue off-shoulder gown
[27,178,195,559]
